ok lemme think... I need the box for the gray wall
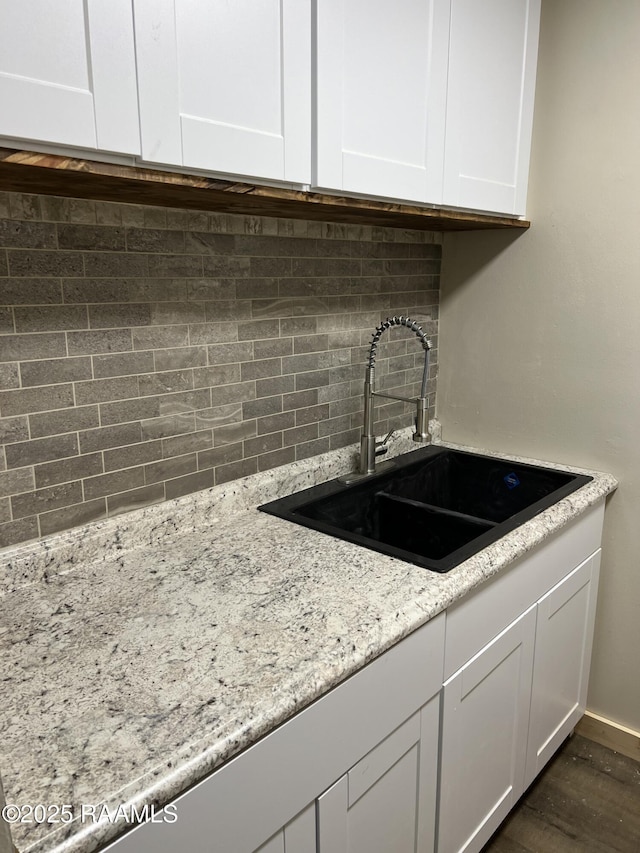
[0,192,439,549]
[438,0,640,730]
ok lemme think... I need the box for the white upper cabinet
[0,0,140,155]
[442,0,541,215]
[314,0,450,204]
[314,0,540,215]
[133,0,311,184]
[0,1,541,216]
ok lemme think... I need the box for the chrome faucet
[345,316,432,481]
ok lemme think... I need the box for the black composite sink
[259,446,592,572]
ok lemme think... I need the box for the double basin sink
[259,446,592,573]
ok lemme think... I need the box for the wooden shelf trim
[0,149,530,232]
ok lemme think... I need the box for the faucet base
[338,458,396,485]
[413,396,430,442]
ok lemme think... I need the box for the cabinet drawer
[107,613,445,853]
[444,501,604,679]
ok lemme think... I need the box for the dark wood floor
[481,735,640,853]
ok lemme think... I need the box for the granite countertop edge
[1,432,618,853]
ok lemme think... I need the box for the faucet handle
[375,429,396,456]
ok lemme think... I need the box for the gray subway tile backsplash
[11,480,83,520]
[39,498,107,538]
[0,467,35,499]
[57,223,127,252]
[4,433,79,469]
[28,405,100,440]
[35,452,103,489]
[0,191,441,550]
[0,497,11,523]
[67,328,134,356]
[0,516,38,548]
[0,220,57,249]
[13,303,89,332]
[1,384,75,417]
[106,484,165,518]
[8,249,84,278]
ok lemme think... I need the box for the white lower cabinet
[436,505,603,853]
[317,696,440,853]
[255,804,316,853]
[106,614,445,853]
[103,502,605,853]
[438,607,537,853]
[524,552,600,787]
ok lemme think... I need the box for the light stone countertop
[0,430,617,853]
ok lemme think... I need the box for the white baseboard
[576,710,640,763]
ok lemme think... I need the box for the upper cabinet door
[314,0,450,204]
[442,0,541,216]
[0,0,140,155]
[134,0,311,184]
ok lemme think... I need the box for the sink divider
[374,492,498,529]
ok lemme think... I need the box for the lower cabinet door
[255,803,316,853]
[317,695,440,853]
[437,606,536,853]
[524,551,601,787]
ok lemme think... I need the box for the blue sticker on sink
[504,472,520,490]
